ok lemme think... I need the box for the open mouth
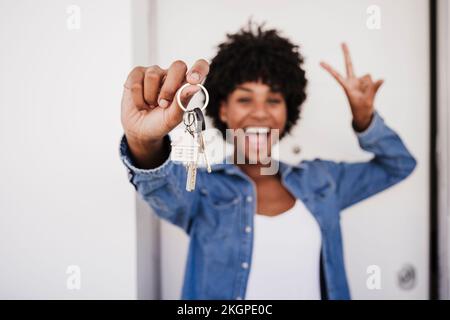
[243,126,271,152]
[244,126,270,134]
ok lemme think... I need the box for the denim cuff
[354,111,385,146]
[119,134,173,181]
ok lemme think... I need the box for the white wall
[0,0,434,300]
[0,0,142,299]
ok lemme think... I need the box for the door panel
[155,0,429,299]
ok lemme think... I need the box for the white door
[0,0,143,299]
[153,0,430,299]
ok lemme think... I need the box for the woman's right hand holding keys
[121,59,210,168]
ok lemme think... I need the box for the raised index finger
[320,61,347,89]
[342,43,355,78]
[186,59,210,84]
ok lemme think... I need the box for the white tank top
[245,200,322,300]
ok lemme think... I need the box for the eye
[237,97,251,104]
[267,98,282,105]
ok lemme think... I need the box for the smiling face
[219,81,287,163]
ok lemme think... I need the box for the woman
[119,25,416,300]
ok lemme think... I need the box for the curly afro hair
[204,22,308,139]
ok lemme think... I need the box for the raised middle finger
[342,43,355,78]
[158,60,188,108]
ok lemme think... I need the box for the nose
[250,100,270,120]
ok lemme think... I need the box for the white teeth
[245,127,270,134]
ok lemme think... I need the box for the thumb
[373,79,384,94]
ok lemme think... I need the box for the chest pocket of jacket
[197,187,240,239]
[313,180,334,200]
[309,165,336,200]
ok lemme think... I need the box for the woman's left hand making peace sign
[320,43,384,131]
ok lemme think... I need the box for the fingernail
[189,72,200,82]
[159,99,169,108]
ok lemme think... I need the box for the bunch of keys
[171,83,211,192]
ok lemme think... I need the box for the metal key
[185,158,198,191]
[173,83,211,191]
[170,112,199,162]
[170,111,200,191]
[185,111,201,191]
[192,107,211,173]
[170,123,198,164]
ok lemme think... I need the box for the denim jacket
[119,111,416,300]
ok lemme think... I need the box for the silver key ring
[176,83,209,112]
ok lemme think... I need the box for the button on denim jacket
[119,112,416,300]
